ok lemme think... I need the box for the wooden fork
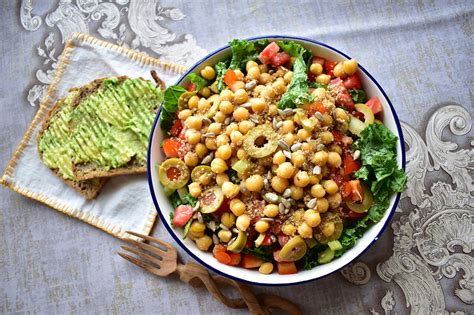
[118,231,302,315]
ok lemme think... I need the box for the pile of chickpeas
[172,57,359,274]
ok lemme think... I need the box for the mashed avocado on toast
[37,76,163,198]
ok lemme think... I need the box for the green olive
[314,212,343,244]
[199,186,224,214]
[206,95,220,119]
[191,165,213,183]
[243,124,278,158]
[278,236,308,262]
[345,182,373,213]
[227,230,247,253]
[158,158,189,190]
[178,91,196,110]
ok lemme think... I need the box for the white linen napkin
[1,33,186,238]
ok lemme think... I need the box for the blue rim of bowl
[147,35,406,286]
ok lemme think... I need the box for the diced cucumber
[328,240,343,251]
[317,247,335,264]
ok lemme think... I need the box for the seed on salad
[307,198,317,209]
[279,202,285,214]
[353,150,361,160]
[212,234,220,245]
[280,198,291,209]
[201,154,213,165]
[312,165,322,175]
[197,212,204,223]
[244,80,257,91]
[263,178,269,190]
[283,150,292,159]
[291,143,302,152]
[207,221,217,231]
[315,111,325,122]
[264,192,279,204]
[283,188,292,198]
[193,201,200,212]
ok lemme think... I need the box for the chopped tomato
[271,52,290,66]
[324,60,337,76]
[228,252,242,266]
[241,254,264,268]
[162,139,181,158]
[343,180,364,202]
[172,205,193,227]
[278,234,290,247]
[332,173,348,187]
[304,102,326,116]
[353,111,365,120]
[312,56,326,65]
[332,130,344,144]
[366,96,383,114]
[178,126,187,140]
[307,72,316,82]
[343,73,362,90]
[169,119,183,137]
[329,78,354,109]
[262,234,273,246]
[343,154,361,176]
[277,262,297,275]
[258,42,280,64]
[224,69,237,86]
[245,238,253,249]
[186,82,196,92]
[215,197,231,215]
[342,182,352,198]
[214,251,232,265]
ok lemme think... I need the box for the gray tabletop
[1,1,473,314]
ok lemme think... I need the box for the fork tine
[125,231,174,250]
[117,251,164,277]
[122,238,167,257]
[121,245,162,265]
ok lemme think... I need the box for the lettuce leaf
[215,61,228,93]
[229,39,259,70]
[278,49,314,109]
[159,85,186,132]
[186,73,208,92]
[349,89,367,103]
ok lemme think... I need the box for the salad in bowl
[148,36,406,285]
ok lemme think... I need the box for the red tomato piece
[273,250,283,262]
[262,234,273,246]
[214,251,232,265]
[277,262,297,275]
[312,56,326,65]
[271,52,290,66]
[169,119,183,137]
[343,73,362,90]
[332,130,344,144]
[329,78,354,109]
[241,254,264,268]
[303,102,326,116]
[162,139,181,158]
[172,205,193,227]
[186,82,196,92]
[228,252,242,266]
[366,96,383,114]
[324,60,337,76]
[258,42,280,64]
[343,154,361,176]
[224,69,237,86]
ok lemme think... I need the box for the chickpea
[255,220,270,234]
[246,60,258,71]
[309,174,321,185]
[199,173,212,185]
[343,59,358,75]
[222,181,239,198]
[259,262,274,274]
[200,87,211,98]
[190,221,206,234]
[254,85,265,95]
[276,162,295,179]
[273,150,286,165]
[250,98,267,113]
[283,71,293,83]
[236,214,251,231]
[283,133,296,145]
[184,152,199,166]
[230,130,243,145]
[298,222,313,238]
[238,120,254,134]
[188,229,204,240]
[221,212,236,228]
[220,89,234,102]
[246,175,264,192]
[316,74,331,85]
[310,63,323,75]
[316,198,329,213]
[225,123,239,137]
[259,64,269,73]
[219,100,234,115]
[200,66,216,80]
[304,210,321,227]
[233,107,250,122]
[301,142,314,152]
[185,129,201,145]
[236,148,247,160]
[281,224,296,236]
[178,109,192,120]
[214,111,226,123]
[188,95,199,109]
[216,134,229,147]
[234,69,244,81]
[282,120,295,133]
[229,199,245,216]
[327,193,342,209]
[327,152,342,168]
[259,72,271,84]
[290,185,304,200]
[218,229,232,243]
[198,98,211,112]
[320,131,334,145]
[211,158,228,174]
[247,66,260,80]
[216,173,229,186]
[311,87,326,100]
[205,137,217,150]
[322,180,339,195]
[334,108,350,122]
[311,184,326,198]
[263,204,279,218]
[271,176,289,193]
[216,144,232,160]
[185,116,202,130]
[260,87,275,101]
[297,128,311,141]
[328,144,343,155]
[312,151,328,166]
[268,104,278,116]
[322,113,334,126]
[207,122,221,134]
[322,221,335,237]
[230,81,245,92]
[195,143,208,158]
[272,80,286,95]
[188,182,202,197]
[294,171,310,187]
[333,62,346,78]
[291,151,305,168]
[234,89,248,104]
[196,235,213,251]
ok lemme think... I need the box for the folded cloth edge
[0,32,187,239]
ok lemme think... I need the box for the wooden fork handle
[177,262,301,315]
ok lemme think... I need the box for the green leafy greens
[349,89,367,103]
[228,39,269,70]
[278,49,314,109]
[159,85,186,132]
[169,190,197,208]
[242,246,273,261]
[186,73,208,92]
[215,61,228,93]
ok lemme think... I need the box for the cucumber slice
[317,247,335,264]
[328,240,342,251]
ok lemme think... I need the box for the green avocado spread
[38,77,163,179]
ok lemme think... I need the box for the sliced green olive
[346,181,373,213]
[348,115,366,136]
[278,236,308,262]
[314,212,343,244]
[191,165,213,183]
[231,160,253,175]
[355,103,375,125]
[206,94,220,118]
[199,186,224,213]
[178,91,196,110]
[227,230,247,253]
[317,247,335,264]
[243,124,278,158]
[158,158,189,190]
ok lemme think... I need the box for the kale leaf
[228,39,260,70]
[215,61,228,93]
[242,246,273,261]
[159,85,186,132]
[186,73,209,92]
[349,89,367,103]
